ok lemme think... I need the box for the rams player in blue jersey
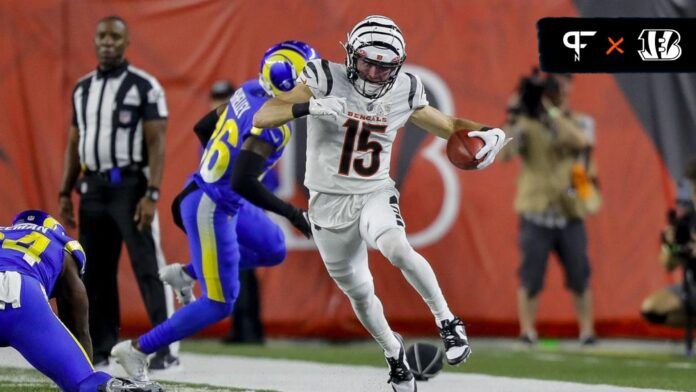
[0,210,162,391]
[111,41,316,381]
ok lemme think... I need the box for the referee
[58,15,177,370]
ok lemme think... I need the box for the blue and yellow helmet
[12,210,66,235]
[259,40,318,96]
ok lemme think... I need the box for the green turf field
[0,366,272,392]
[182,339,696,392]
[2,339,694,391]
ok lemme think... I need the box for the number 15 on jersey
[339,119,387,177]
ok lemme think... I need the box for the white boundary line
[0,348,673,392]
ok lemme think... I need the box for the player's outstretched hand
[469,127,511,169]
[288,208,312,239]
[309,96,346,120]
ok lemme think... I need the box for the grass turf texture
[182,339,696,392]
[2,339,694,391]
[0,366,274,392]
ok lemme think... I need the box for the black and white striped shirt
[71,60,167,172]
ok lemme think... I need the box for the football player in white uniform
[254,15,507,392]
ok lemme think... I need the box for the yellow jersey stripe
[211,107,229,140]
[279,125,291,149]
[42,216,61,231]
[251,125,291,150]
[54,312,94,369]
[196,193,225,302]
[64,240,84,254]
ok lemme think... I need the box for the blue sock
[78,372,112,392]
[138,297,234,354]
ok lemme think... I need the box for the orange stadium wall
[0,0,679,339]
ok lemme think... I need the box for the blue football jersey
[192,79,291,214]
[0,223,86,296]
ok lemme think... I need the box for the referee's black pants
[78,170,170,362]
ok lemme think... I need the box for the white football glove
[468,127,511,170]
[309,96,346,120]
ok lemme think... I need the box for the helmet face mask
[259,40,318,96]
[355,56,400,84]
[345,15,406,99]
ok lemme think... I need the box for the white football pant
[311,188,453,356]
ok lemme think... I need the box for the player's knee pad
[200,296,235,320]
[324,259,373,299]
[324,260,356,288]
[641,310,667,325]
[78,371,111,392]
[376,229,416,271]
[344,279,375,311]
[258,241,287,267]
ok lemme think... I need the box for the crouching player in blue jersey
[0,210,162,391]
[111,41,317,381]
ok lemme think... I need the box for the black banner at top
[538,18,696,73]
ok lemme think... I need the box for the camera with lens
[509,68,561,119]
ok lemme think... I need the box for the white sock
[342,280,401,358]
[435,310,456,326]
[376,230,454,325]
[375,330,401,358]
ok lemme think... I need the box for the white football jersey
[299,59,428,194]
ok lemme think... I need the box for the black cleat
[438,317,472,365]
[386,333,417,392]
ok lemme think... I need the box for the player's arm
[408,105,485,140]
[230,136,311,238]
[252,84,314,128]
[54,252,92,360]
[409,105,508,169]
[253,83,347,129]
[193,103,227,146]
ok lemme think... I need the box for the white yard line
[0,348,674,392]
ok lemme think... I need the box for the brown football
[446,129,484,170]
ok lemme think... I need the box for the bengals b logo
[638,29,682,61]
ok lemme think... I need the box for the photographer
[502,70,601,345]
[641,171,696,328]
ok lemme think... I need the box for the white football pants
[310,188,452,356]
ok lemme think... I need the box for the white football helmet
[344,15,406,99]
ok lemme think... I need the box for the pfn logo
[638,29,682,61]
[563,31,597,61]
